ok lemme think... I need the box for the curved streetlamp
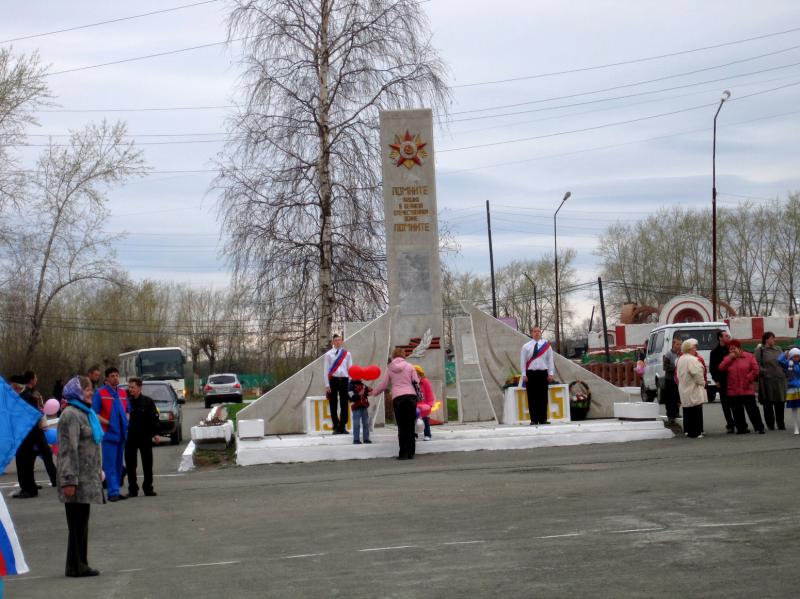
[554,191,571,354]
[712,90,731,321]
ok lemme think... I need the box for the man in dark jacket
[125,378,159,497]
[710,330,735,433]
[13,371,43,498]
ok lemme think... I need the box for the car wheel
[641,383,656,402]
[178,423,183,442]
[204,399,211,409]
[170,430,180,445]
[706,387,717,403]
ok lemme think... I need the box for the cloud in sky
[4,0,800,314]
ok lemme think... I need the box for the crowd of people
[664,330,800,438]
[8,366,160,577]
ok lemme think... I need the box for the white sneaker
[423,435,432,441]
[794,430,799,435]
[697,434,704,439]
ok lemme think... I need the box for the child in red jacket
[349,380,371,444]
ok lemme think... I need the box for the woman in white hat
[778,347,800,434]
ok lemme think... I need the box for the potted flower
[568,380,591,421]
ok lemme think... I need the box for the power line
[0,0,222,44]
[439,80,800,153]
[452,25,800,88]
[46,38,246,77]
[450,45,800,117]
[446,61,800,124]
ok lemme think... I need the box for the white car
[203,373,243,409]
[641,322,730,403]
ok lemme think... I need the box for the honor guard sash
[526,341,551,371]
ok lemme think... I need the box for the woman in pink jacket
[719,339,765,434]
[370,348,420,460]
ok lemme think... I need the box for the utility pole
[486,200,497,318]
[523,272,539,328]
[553,191,571,354]
[598,277,611,363]
[712,90,731,321]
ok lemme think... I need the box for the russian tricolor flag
[0,494,27,576]
[0,376,42,580]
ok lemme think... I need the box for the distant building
[588,294,798,350]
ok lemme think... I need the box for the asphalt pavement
[5,401,800,598]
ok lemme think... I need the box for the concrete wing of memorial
[237,309,395,435]
[458,302,629,420]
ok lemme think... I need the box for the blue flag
[0,377,42,473]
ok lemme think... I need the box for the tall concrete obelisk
[380,109,445,416]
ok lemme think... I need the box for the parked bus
[118,347,188,398]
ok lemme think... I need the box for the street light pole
[553,191,571,354]
[712,90,731,321]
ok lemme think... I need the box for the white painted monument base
[178,441,195,473]
[613,402,660,420]
[191,421,234,444]
[236,419,673,466]
[501,385,571,424]
[238,419,264,439]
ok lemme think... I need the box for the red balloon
[365,365,381,380]
[348,365,364,380]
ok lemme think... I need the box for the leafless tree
[0,48,49,210]
[4,121,147,366]
[596,198,800,316]
[217,0,450,354]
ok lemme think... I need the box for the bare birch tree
[218,0,449,353]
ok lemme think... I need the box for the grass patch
[447,398,458,422]
[193,445,236,469]
[223,402,248,423]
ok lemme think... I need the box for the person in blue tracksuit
[92,367,129,501]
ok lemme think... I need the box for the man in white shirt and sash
[520,326,555,425]
[323,334,353,434]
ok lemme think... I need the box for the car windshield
[140,349,184,381]
[209,375,236,384]
[673,329,723,351]
[144,384,175,406]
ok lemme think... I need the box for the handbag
[412,379,423,403]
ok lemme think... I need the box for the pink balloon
[43,398,60,416]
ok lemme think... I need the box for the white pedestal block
[238,419,265,439]
[613,402,659,420]
[501,385,571,424]
[305,396,353,433]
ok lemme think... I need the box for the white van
[641,321,730,403]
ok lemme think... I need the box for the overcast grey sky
[4,0,800,318]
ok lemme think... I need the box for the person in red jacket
[719,339,765,434]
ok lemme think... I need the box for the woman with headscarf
[676,338,707,438]
[755,332,786,430]
[57,376,104,577]
[720,338,765,434]
[370,348,420,460]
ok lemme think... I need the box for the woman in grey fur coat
[57,376,104,577]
